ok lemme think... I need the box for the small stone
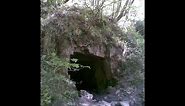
[80,90,93,100]
[120,101,129,106]
[115,90,120,95]
[98,100,111,106]
[104,96,107,99]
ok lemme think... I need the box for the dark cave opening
[68,52,110,94]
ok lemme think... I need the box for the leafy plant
[120,27,144,86]
[135,20,144,36]
[41,53,79,106]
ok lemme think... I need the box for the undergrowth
[41,52,79,106]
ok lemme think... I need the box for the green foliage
[41,0,65,19]
[41,87,52,105]
[41,53,79,106]
[120,27,144,86]
[71,58,78,63]
[46,52,80,70]
[135,20,144,36]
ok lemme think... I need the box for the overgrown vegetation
[41,0,144,106]
[121,26,144,105]
[120,26,144,84]
[135,20,144,36]
[41,53,79,106]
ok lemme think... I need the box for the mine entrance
[68,52,110,94]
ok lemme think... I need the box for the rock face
[41,7,126,92]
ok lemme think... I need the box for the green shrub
[41,52,79,106]
[121,28,144,86]
[135,20,144,36]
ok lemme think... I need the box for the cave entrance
[68,52,112,94]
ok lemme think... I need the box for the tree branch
[115,0,134,22]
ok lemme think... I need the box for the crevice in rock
[68,52,114,94]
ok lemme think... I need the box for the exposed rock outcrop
[41,6,126,89]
